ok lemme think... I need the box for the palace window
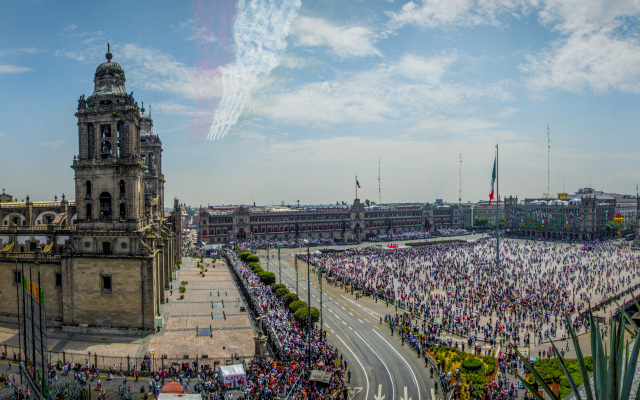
[55,273,62,288]
[119,203,126,218]
[86,203,92,220]
[101,125,111,138]
[86,181,92,196]
[13,270,21,285]
[101,140,111,159]
[99,192,112,218]
[102,242,111,255]
[119,180,125,196]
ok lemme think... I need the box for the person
[348,370,352,383]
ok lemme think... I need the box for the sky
[2,0,640,207]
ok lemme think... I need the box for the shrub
[246,254,260,263]
[258,271,276,285]
[275,288,290,298]
[253,267,264,274]
[271,284,286,293]
[461,358,483,372]
[248,262,261,271]
[239,252,252,262]
[179,286,186,293]
[526,374,535,384]
[484,359,495,376]
[289,300,307,313]
[283,293,299,306]
[293,307,320,325]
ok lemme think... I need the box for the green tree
[275,288,290,298]
[246,254,260,263]
[271,284,286,293]
[289,300,307,313]
[248,262,261,271]
[283,293,299,306]
[258,271,276,285]
[293,306,320,325]
[239,252,252,262]
[474,217,489,227]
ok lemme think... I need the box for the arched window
[101,125,111,138]
[99,192,112,219]
[119,180,125,196]
[101,141,111,159]
[86,203,92,220]
[116,140,121,158]
[87,124,95,158]
[119,203,126,218]
[86,181,92,196]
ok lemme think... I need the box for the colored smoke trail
[206,0,301,142]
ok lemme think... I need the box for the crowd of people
[227,252,347,399]
[437,228,469,237]
[308,237,637,350]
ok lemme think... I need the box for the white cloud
[188,27,217,43]
[64,23,78,31]
[0,47,45,57]
[291,16,381,58]
[38,141,67,149]
[385,0,532,33]
[119,44,222,100]
[0,65,32,74]
[521,0,640,94]
[152,101,215,119]
[54,49,86,62]
[0,132,6,137]
[258,52,513,126]
[496,106,520,117]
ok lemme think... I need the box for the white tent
[218,364,246,389]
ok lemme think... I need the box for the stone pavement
[0,256,257,374]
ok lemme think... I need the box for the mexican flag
[356,178,361,188]
[488,157,496,206]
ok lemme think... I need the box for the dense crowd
[307,238,637,350]
[227,252,347,399]
[437,228,469,237]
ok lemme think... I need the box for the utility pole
[547,124,550,199]
[496,144,500,269]
[319,264,323,337]
[307,237,311,368]
[459,153,462,205]
[278,245,281,284]
[295,252,299,296]
[378,156,382,204]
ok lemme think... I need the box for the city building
[0,47,182,331]
[504,195,617,240]
[197,199,463,244]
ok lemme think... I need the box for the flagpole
[355,174,358,200]
[496,144,499,269]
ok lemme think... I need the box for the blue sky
[2,0,640,207]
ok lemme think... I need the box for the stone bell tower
[72,44,146,237]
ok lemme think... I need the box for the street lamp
[152,351,155,371]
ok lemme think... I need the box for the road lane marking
[374,325,380,329]
[356,312,361,316]
[350,308,355,312]
[352,330,395,400]
[349,312,354,316]
[364,318,370,323]
[358,319,363,323]
[336,335,370,400]
[373,330,421,400]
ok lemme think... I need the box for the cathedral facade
[0,48,182,332]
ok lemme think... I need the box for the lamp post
[319,263,323,337]
[278,245,281,284]
[152,351,155,371]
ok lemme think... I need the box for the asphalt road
[259,245,438,400]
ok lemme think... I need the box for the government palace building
[197,198,463,244]
[0,48,182,332]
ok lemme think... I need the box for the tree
[246,254,259,263]
[474,217,489,227]
[258,271,276,285]
[289,300,307,313]
[239,252,252,262]
[283,293,299,306]
[271,284,286,293]
[275,288,290,298]
[515,302,640,400]
[294,306,320,325]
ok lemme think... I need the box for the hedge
[246,254,260,263]
[275,288,290,298]
[248,262,261,271]
[461,358,483,372]
[239,252,253,262]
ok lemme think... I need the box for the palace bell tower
[72,45,146,237]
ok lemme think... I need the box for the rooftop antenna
[459,153,462,205]
[547,124,550,199]
[378,156,381,204]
